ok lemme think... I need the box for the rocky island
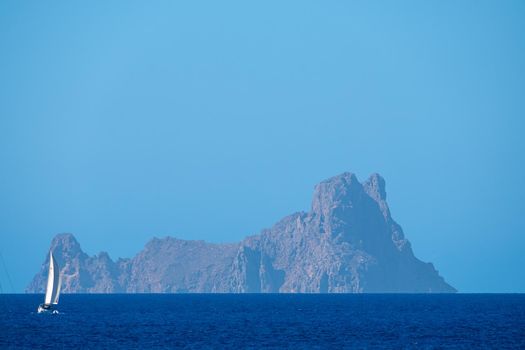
[27,172,456,293]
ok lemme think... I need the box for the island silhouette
[27,172,455,293]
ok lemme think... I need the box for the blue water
[0,294,524,349]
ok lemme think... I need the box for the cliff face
[124,238,238,293]
[27,172,456,293]
[229,173,453,293]
[26,233,126,293]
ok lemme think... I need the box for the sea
[0,294,523,349]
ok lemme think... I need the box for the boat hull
[37,304,58,314]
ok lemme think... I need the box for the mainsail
[44,252,61,305]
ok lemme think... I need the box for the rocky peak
[311,172,363,217]
[97,251,113,262]
[364,173,387,201]
[363,173,391,220]
[50,233,81,250]
[49,233,85,262]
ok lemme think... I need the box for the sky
[0,1,524,293]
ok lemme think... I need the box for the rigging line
[0,250,17,315]
[0,250,15,294]
[0,264,13,315]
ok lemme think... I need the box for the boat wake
[35,310,60,315]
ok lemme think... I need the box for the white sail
[44,252,61,305]
[54,269,62,304]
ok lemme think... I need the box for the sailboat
[37,251,61,314]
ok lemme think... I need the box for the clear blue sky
[0,1,524,292]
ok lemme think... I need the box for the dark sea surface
[0,294,524,349]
